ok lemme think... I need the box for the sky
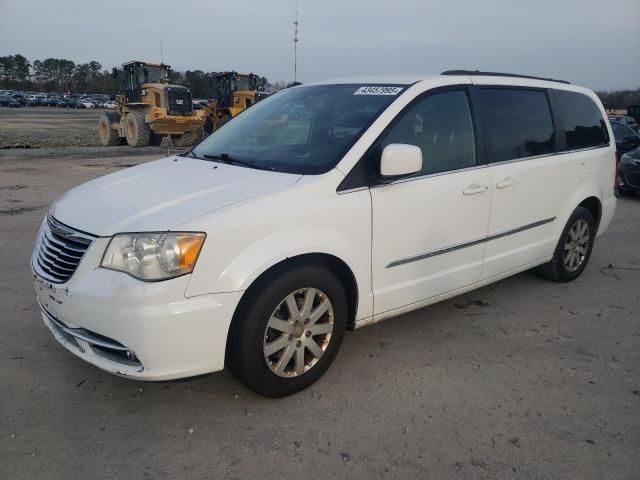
[0,0,638,91]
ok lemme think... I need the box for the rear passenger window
[481,88,555,162]
[553,90,609,150]
[381,90,476,176]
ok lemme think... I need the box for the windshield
[235,75,255,91]
[612,122,639,142]
[139,65,169,84]
[192,84,405,174]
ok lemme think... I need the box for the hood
[627,147,640,159]
[50,156,301,236]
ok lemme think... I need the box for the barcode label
[354,86,403,96]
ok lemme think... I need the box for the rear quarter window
[552,90,609,150]
[480,88,555,163]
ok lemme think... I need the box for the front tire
[537,206,596,282]
[124,111,150,147]
[98,113,119,146]
[228,265,347,397]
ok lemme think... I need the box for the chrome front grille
[33,215,95,283]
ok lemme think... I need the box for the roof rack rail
[441,70,570,85]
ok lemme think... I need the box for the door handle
[496,177,518,189]
[462,183,488,195]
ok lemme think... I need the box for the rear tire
[537,206,596,282]
[228,265,347,398]
[172,130,199,148]
[203,116,214,136]
[124,111,150,147]
[98,113,119,146]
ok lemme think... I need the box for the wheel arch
[225,252,359,365]
[578,196,602,231]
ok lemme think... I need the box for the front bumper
[33,235,242,381]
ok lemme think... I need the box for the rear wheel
[537,206,596,282]
[124,111,150,147]
[98,114,119,146]
[228,265,347,397]
[172,130,199,148]
[203,116,214,136]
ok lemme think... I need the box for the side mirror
[379,143,422,181]
[112,68,118,79]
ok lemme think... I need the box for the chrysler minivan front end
[32,214,243,380]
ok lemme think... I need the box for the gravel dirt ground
[0,107,103,148]
[0,147,639,479]
[0,107,202,148]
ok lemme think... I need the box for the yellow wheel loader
[202,72,270,135]
[98,61,204,147]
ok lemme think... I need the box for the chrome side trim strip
[386,217,556,268]
[371,164,488,188]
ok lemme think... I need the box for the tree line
[597,89,640,111]
[1,54,638,107]
[0,54,275,98]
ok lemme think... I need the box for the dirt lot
[0,106,201,148]
[1,148,639,479]
[0,107,104,148]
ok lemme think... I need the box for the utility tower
[293,2,299,83]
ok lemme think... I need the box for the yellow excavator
[98,61,203,147]
[202,71,269,135]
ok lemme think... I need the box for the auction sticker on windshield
[353,86,403,95]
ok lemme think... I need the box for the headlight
[101,232,205,281]
[619,154,635,165]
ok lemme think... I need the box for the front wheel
[537,206,596,282]
[124,111,150,147]
[228,265,347,397]
[98,114,119,146]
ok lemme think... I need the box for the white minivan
[32,71,616,397]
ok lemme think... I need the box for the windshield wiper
[185,149,201,159]
[203,153,270,171]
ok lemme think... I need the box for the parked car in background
[61,98,84,109]
[91,98,105,109]
[12,93,27,105]
[0,94,23,107]
[79,99,95,109]
[610,120,640,161]
[609,115,639,132]
[617,146,640,197]
[32,72,616,397]
[47,97,63,107]
[103,100,117,110]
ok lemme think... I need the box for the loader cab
[211,72,259,109]
[120,61,171,104]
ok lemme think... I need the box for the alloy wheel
[263,288,334,378]
[563,219,590,272]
